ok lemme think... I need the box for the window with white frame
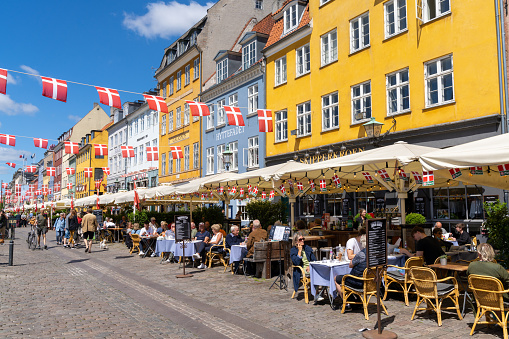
[351,81,372,123]
[184,103,190,125]
[162,81,167,97]
[255,0,263,9]
[169,76,174,95]
[229,141,238,171]
[206,147,214,174]
[425,55,454,107]
[229,93,238,107]
[139,147,143,164]
[133,147,138,165]
[248,136,259,168]
[161,115,166,135]
[140,114,145,131]
[168,111,174,132]
[275,56,287,86]
[243,41,256,70]
[177,71,182,91]
[275,110,288,142]
[194,58,200,80]
[184,145,190,171]
[161,153,166,176]
[297,101,312,136]
[134,119,138,134]
[110,157,114,173]
[153,112,157,128]
[419,0,450,22]
[152,138,157,146]
[176,107,181,128]
[385,0,407,38]
[387,68,410,115]
[217,99,225,126]
[115,134,118,145]
[193,142,199,169]
[185,65,190,85]
[217,144,225,173]
[217,59,228,83]
[129,123,132,137]
[248,84,258,115]
[351,13,370,53]
[284,4,298,34]
[176,157,181,173]
[168,156,173,174]
[322,92,339,131]
[321,30,337,66]
[207,104,215,129]
[296,44,310,76]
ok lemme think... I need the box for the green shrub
[192,205,225,225]
[405,213,426,225]
[245,200,287,229]
[484,200,509,266]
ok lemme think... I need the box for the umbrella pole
[289,197,296,228]
[189,197,193,223]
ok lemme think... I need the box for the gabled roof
[101,121,113,132]
[252,13,275,35]
[264,2,310,50]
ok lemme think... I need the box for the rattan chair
[130,234,140,255]
[342,267,389,320]
[383,256,424,306]
[409,266,463,326]
[468,274,509,338]
[291,265,310,304]
[206,239,229,269]
[433,255,452,279]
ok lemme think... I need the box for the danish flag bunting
[319,179,327,192]
[186,100,210,116]
[170,146,183,159]
[64,141,79,154]
[449,168,462,179]
[229,186,237,195]
[309,181,316,192]
[498,164,509,176]
[94,144,108,156]
[201,193,206,201]
[398,169,409,181]
[66,167,75,175]
[423,171,434,186]
[470,166,483,175]
[143,94,168,113]
[412,171,423,184]
[279,184,286,196]
[0,68,7,94]
[47,167,56,176]
[1,183,7,188]
[54,183,60,191]
[146,147,159,161]
[5,162,15,168]
[257,109,273,132]
[218,186,224,194]
[224,105,245,126]
[84,167,93,178]
[297,182,304,193]
[95,87,121,109]
[29,184,35,192]
[239,187,244,197]
[95,179,102,189]
[102,167,110,175]
[33,138,48,149]
[247,185,252,194]
[261,191,267,201]
[41,77,67,102]
[252,186,258,196]
[66,183,73,190]
[362,172,374,184]
[332,175,342,188]
[121,146,135,158]
[25,166,37,173]
[35,190,42,196]
[378,169,392,182]
[0,134,15,146]
[269,190,275,201]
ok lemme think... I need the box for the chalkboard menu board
[366,218,387,268]
[414,197,426,216]
[175,215,191,241]
[93,209,103,225]
[342,198,350,216]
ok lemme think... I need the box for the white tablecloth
[174,240,202,257]
[230,245,248,264]
[155,239,175,256]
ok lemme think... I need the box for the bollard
[8,240,14,266]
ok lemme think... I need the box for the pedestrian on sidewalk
[67,209,79,249]
[81,208,98,254]
[54,213,66,245]
[36,212,48,249]
[0,210,7,244]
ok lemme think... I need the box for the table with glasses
[140,235,158,258]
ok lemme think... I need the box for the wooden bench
[245,241,290,279]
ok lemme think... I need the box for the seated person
[310,218,323,231]
[399,226,445,265]
[467,243,509,300]
[158,221,168,237]
[125,222,133,235]
[226,225,243,272]
[192,223,210,262]
[195,224,223,269]
[132,223,141,235]
[191,222,198,239]
[345,228,366,262]
[149,217,159,232]
[433,228,452,252]
[450,223,471,246]
[105,218,116,228]
[138,222,156,256]
[295,219,309,236]
[290,232,317,295]
[165,223,176,240]
[354,209,367,229]
[334,234,367,311]
[431,221,444,236]
[246,219,268,258]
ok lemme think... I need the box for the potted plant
[438,254,448,266]
[405,213,426,225]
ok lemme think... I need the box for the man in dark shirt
[400,226,444,265]
[451,223,471,246]
[225,225,243,249]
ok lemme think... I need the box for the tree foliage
[245,200,287,229]
[192,205,225,225]
[484,200,509,266]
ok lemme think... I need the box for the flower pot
[440,258,448,265]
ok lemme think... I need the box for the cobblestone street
[0,228,505,338]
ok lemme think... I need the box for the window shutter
[415,0,424,23]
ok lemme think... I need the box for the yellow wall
[265,0,501,158]
[76,130,109,198]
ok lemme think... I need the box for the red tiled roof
[101,121,113,131]
[252,13,275,35]
[272,0,293,15]
[264,3,310,50]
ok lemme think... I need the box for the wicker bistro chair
[468,274,509,338]
[383,256,424,306]
[206,240,229,269]
[409,266,463,326]
[291,265,311,304]
[341,267,389,320]
[130,234,141,255]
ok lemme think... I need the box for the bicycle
[26,224,38,250]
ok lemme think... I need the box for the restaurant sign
[298,147,365,164]
[168,131,190,146]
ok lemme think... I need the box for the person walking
[54,213,66,245]
[36,212,48,249]
[67,209,79,249]
[81,209,98,253]
[0,210,7,244]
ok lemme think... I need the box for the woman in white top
[197,224,223,269]
[345,228,366,262]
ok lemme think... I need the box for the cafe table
[427,262,471,316]
[155,239,175,256]
[230,244,248,264]
[107,227,123,242]
[140,235,158,258]
[174,240,202,260]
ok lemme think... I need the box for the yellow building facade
[264,0,503,162]
[75,129,109,199]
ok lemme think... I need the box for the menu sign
[93,209,103,225]
[366,218,387,268]
[175,215,191,241]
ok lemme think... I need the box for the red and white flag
[332,175,342,188]
[319,179,327,192]
[498,164,509,176]
[66,183,73,190]
[398,169,409,181]
[170,146,183,159]
[309,181,315,192]
[64,141,79,154]
[66,167,75,175]
[449,168,462,179]
[33,138,48,149]
[41,77,67,102]
[297,182,304,193]
[269,190,275,200]
[102,167,110,175]
[257,109,273,132]
[35,190,42,196]
[94,144,108,156]
[224,105,245,126]
[279,184,286,196]
[5,162,15,168]
[143,94,168,113]
[0,68,7,94]
[54,183,61,191]
[134,181,140,211]
[146,146,159,161]
[362,172,374,184]
[247,185,252,194]
[186,100,210,116]
[261,191,267,200]
[95,87,121,109]
[25,166,37,173]
[0,134,16,146]
[252,186,258,196]
[95,179,102,189]
[201,193,206,200]
[47,167,56,176]
[470,166,483,175]
[412,171,423,184]
[378,169,392,182]
[121,146,135,158]
[84,167,93,178]
[1,183,7,188]
[218,186,224,194]
[229,186,237,195]
[423,171,434,186]
[239,187,245,197]
[29,184,35,192]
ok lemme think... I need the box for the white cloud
[68,115,81,123]
[20,65,41,83]
[123,1,213,39]
[0,147,29,162]
[0,95,38,116]
[6,73,18,85]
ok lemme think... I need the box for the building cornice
[201,65,263,102]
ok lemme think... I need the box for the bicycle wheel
[29,233,37,250]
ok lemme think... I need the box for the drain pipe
[499,0,509,134]
[496,0,507,134]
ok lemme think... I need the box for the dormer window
[243,41,256,70]
[284,4,298,34]
[217,59,228,83]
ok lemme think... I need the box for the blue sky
[0,0,213,185]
